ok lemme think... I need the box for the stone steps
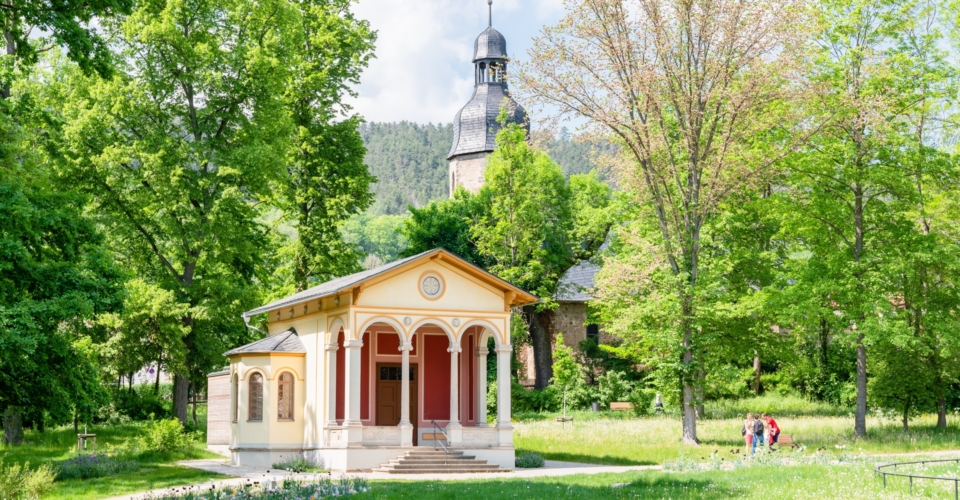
[374,450,509,474]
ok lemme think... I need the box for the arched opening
[478,62,487,83]
[277,371,294,421]
[248,372,263,421]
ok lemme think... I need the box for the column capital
[475,347,488,357]
[343,339,364,349]
[398,343,414,352]
[447,345,462,353]
[324,342,339,352]
[494,345,512,354]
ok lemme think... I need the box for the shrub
[139,418,197,453]
[595,371,635,407]
[511,380,560,413]
[515,452,545,468]
[107,385,171,422]
[272,453,325,473]
[0,460,56,500]
[627,389,656,417]
[54,453,140,481]
[703,394,850,419]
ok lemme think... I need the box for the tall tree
[278,0,376,292]
[473,117,613,389]
[780,0,945,437]
[50,0,298,424]
[519,0,807,442]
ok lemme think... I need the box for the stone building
[447,8,528,194]
[445,7,606,385]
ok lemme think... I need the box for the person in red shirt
[762,413,780,445]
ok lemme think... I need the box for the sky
[346,0,565,125]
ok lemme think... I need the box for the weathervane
[488,0,493,27]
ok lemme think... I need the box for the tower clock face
[422,276,441,296]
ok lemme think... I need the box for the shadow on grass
[531,451,656,466]
[359,474,737,499]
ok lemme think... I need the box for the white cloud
[347,0,565,124]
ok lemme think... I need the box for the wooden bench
[610,402,633,411]
[773,434,796,448]
[422,433,445,441]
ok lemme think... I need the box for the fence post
[909,476,913,494]
[882,473,886,489]
[954,478,958,500]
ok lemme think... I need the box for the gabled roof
[555,260,601,303]
[224,329,305,357]
[242,248,538,319]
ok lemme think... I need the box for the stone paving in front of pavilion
[106,458,662,499]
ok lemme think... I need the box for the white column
[476,344,488,427]
[324,341,338,428]
[447,342,463,446]
[342,338,364,446]
[495,344,513,446]
[448,345,461,425]
[399,342,414,447]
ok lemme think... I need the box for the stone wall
[207,373,231,446]
[449,152,488,194]
[515,303,613,387]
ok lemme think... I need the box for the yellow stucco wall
[231,353,306,449]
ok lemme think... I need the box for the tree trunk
[155,358,162,395]
[1,30,14,100]
[902,396,910,432]
[854,332,867,437]
[753,353,761,396]
[524,306,554,390]
[173,374,190,425]
[191,382,198,428]
[936,392,947,430]
[681,308,698,444]
[2,407,23,445]
[694,372,705,419]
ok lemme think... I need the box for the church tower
[447,0,529,195]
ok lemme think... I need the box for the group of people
[741,413,780,454]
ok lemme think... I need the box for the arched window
[231,374,238,423]
[278,372,294,421]
[248,373,263,421]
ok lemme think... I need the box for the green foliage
[358,122,612,217]
[401,187,490,265]
[360,122,454,216]
[0,460,55,500]
[594,371,636,408]
[627,390,656,417]
[341,212,409,267]
[272,453,325,473]
[0,176,123,425]
[511,381,559,414]
[53,453,139,481]
[105,384,171,422]
[702,395,850,420]
[514,452,545,469]
[551,335,581,389]
[138,419,197,454]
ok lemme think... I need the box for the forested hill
[360,122,608,215]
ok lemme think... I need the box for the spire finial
[488,0,492,27]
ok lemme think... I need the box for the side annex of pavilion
[206,249,537,471]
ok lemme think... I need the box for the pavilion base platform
[228,446,515,472]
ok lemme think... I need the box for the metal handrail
[430,420,450,465]
[875,458,960,498]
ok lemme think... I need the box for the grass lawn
[356,461,960,499]
[0,422,225,499]
[514,413,960,465]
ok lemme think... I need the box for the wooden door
[376,363,418,445]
